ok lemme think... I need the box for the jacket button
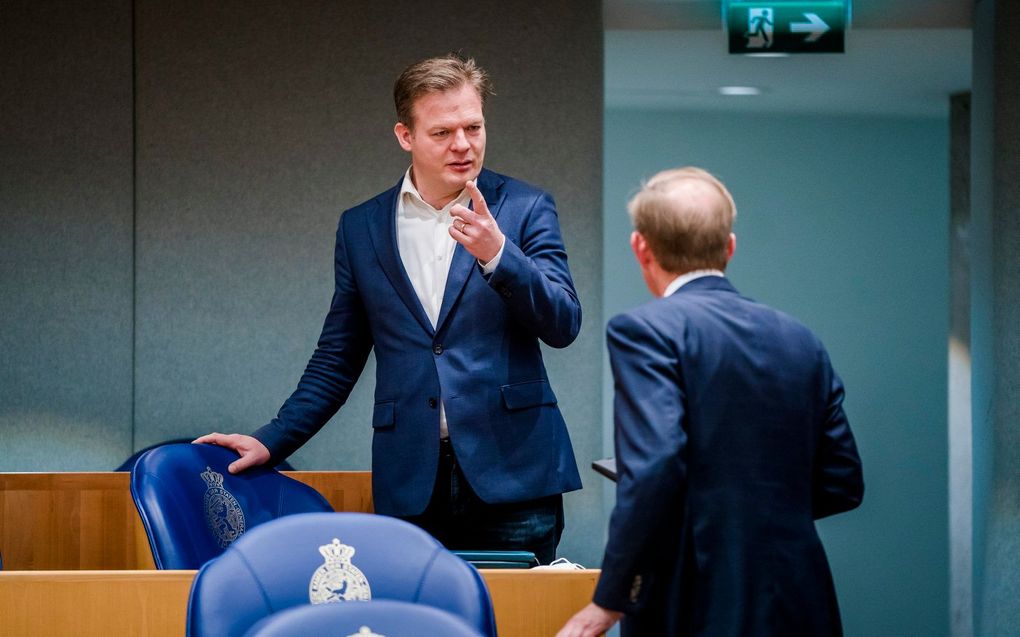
[433,343,443,355]
[427,398,438,409]
[501,287,512,298]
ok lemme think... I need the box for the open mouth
[448,160,474,171]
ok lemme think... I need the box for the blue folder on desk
[452,550,538,569]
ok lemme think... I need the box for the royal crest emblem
[308,538,372,604]
[346,628,385,637]
[201,466,245,548]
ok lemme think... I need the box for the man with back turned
[196,54,582,564]
[558,167,863,636]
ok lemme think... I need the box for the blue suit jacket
[594,276,863,637]
[253,168,583,517]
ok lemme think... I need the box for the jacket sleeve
[812,350,864,519]
[252,212,374,463]
[593,312,687,613]
[484,191,581,348]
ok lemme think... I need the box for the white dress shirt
[395,169,503,438]
[397,171,468,330]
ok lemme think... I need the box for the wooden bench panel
[0,569,600,637]
[0,471,372,570]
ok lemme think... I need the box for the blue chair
[130,443,333,569]
[186,512,497,637]
[242,599,484,637]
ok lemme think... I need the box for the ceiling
[604,0,973,117]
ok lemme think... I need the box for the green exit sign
[727,2,848,54]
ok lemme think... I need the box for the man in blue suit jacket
[196,55,582,562]
[559,168,863,636]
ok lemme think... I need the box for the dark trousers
[399,438,564,564]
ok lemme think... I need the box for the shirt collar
[399,167,469,214]
[662,269,725,297]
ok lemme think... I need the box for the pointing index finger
[465,180,490,218]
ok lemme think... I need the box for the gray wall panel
[133,0,603,562]
[0,1,134,470]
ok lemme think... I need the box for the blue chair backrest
[117,438,295,472]
[130,443,333,569]
[242,599,484,637]
[187,512,497,637]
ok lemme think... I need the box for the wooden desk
[0,568,600,637]
[0,472,600,635]
[484,569,600,636]
[0,471,372,570]
[0,570,195,636]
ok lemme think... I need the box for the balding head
[627,167,737,274]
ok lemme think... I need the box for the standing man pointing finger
[196,54,582,563]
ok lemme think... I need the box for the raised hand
[450,179,505,264]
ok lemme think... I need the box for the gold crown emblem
[200,466,225,488]
[319,538,356,563]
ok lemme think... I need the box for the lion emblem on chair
[201,466,246,548]
[309,538,372,604]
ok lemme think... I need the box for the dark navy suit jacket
[253,168,583,516]
[594,276,863,636]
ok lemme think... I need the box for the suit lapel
[435,169,506,333]
[366,179,435,335]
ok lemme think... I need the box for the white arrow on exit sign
[790,13,831,43]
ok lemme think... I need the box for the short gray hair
[627,167,737,273]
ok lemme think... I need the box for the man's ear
[725,233,736,263]
[631,231,652,266]
[394,122,413,152]
[631,231,663,297]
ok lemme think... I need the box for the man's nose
[450,128,469,151]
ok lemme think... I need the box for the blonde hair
[627,167,737,273]
[393,54,494,128]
